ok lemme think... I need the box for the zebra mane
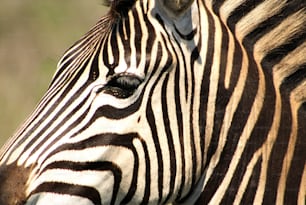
[103,0,137,17]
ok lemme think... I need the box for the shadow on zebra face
[0,0,305,204]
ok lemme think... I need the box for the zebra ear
[108,0,137,17]
[159,0,195,16]
[101,0,111,7]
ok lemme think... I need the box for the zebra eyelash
[102,73,144,98]
[107,73,143,90]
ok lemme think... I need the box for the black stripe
[45,132,138,155]
[173,33,186,201]
[174,26,198,41]
[155,13,165,28]
[161,74,177,204]
[261,31,306,69]
[145,42,174,201]
[44,161,121,205]
[146,89,164,202]
[118,17,132,68]
[188,44,198,202]
[226,35,244,92]
[31,94,91,156]
[191,5,203,175]
[226,42,276,203]
[201,40,258,205]
[218,52,262,203]
[139,138,151,204]
[104,26,119,77]
[132,9,143,68]
[19,58,93,158]
[182,42,189,101]
[198,1,215,168]
[52,17,109,84]
[284,125,306,205]
[223,69,275,202]
[23,47,101,153]
[227,0,265,32]
[32,182,102,205]
[10,57,85,150]
[263,93,292,203]
[240,157,262,204]
[282,104,306,204]
[59,17,108,64]
[171,24,198,202]
[143,11,156,74]
[43,133,141,203]
[93,37,161,121]
[211,0,225,15]
[243,0,305,54]
[281,64,306,93]
[93,92,143,119]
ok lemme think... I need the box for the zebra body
[0,0,305,204]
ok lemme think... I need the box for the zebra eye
[104,73,143,98]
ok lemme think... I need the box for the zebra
[0,0,305,204]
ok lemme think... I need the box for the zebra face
[0,0,203,204]
[2,0,305,204]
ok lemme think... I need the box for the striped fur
[0,0,305,204]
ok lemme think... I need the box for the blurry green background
[0,0,107,146]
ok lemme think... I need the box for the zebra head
[1,0,305,204]
[0,0,204,204]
